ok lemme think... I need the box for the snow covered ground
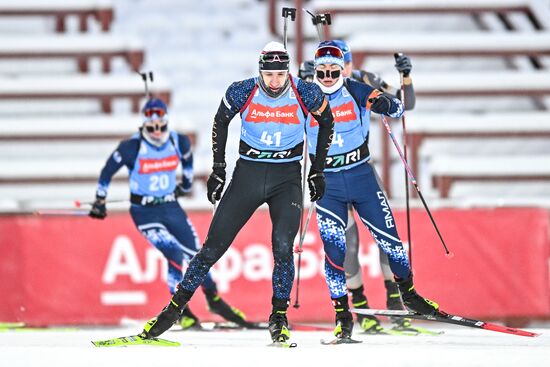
[1,322,548,367]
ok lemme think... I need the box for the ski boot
[384,280,412,329]
[142,287,192,338]
[334,310,354,339]
[350,286,384,334]
[268,297,291,343]
[329,294,361,344]
[268,311,290,342]
[179,306,202,330]
[320,295,362,345]
[395,276,439,316]
[205,291,249,327]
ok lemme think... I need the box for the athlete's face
[143,118,168,141]
[316,64,342,87]
[343,61,353,78]
[261,71,288,92]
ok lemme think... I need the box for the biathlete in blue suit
[89,98,252,329]
[305,41,440,339]
[141,41,335,345]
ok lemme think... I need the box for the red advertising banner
[0,207,549,326]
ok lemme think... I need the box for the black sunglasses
[145,124,168,133]
[316,69,341,79]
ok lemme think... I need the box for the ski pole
[304,9,331,42]
[137,70,154,99]
[34,210,89,216]
[293,203,316,309]
[282,7,296,49]
[379,114,453,258]
[74,199,127,208]
[293,139,308,309]
[394,52,413,267]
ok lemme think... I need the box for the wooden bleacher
[430,155,550,198]
[0,0,114,33]
[379,70,550,97]
[0,75,171,113]
[0,35,145,73]
[270,0,550,63]
[312,0,548,37]
[0,124,205,211]
[0,152,210,209]
[406,112,550,183]
[347,32,550,68]
[0,115,195,144]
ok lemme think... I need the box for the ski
[351,308,540,337]
[361,326,413,336]
[175,321,268,332]
[289,323,333,332]
[320,337,362,345]
[268,341,298,348]
[390,324,444,336]
[212,321,268,330]
[0,323,78,332]
[0,322,25,329]
[91,333,181,347]
[290,322,441,336]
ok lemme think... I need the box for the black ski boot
[332,295,354,339]
[334,310,354,339]
[268,298,290,342]
[142,287,193,338]
[179,306,202,330]
[396,276,439,316]
[384,280,412,329]
[204,290,249,327]
[320,295,362,344]
[350,286,384,334]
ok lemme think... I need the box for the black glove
[394,53,412,77]
[89,197,107,220]
[368,94,393,115]
[174,182,191,197]
[206,167,226,204]
[307,169,325,202]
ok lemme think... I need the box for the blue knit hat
[142,98,168,123]
[333,39,352,63]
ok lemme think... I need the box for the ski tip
[484,323,542,338]
[516,330,541,338]
[91,340,107,347]
[320,338,362,345]
[74,200,81,208]
[268,341,297,348]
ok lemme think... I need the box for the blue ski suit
[306,78,409,299]
[95,130,217,295]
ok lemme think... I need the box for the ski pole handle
[282,7,297,49]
